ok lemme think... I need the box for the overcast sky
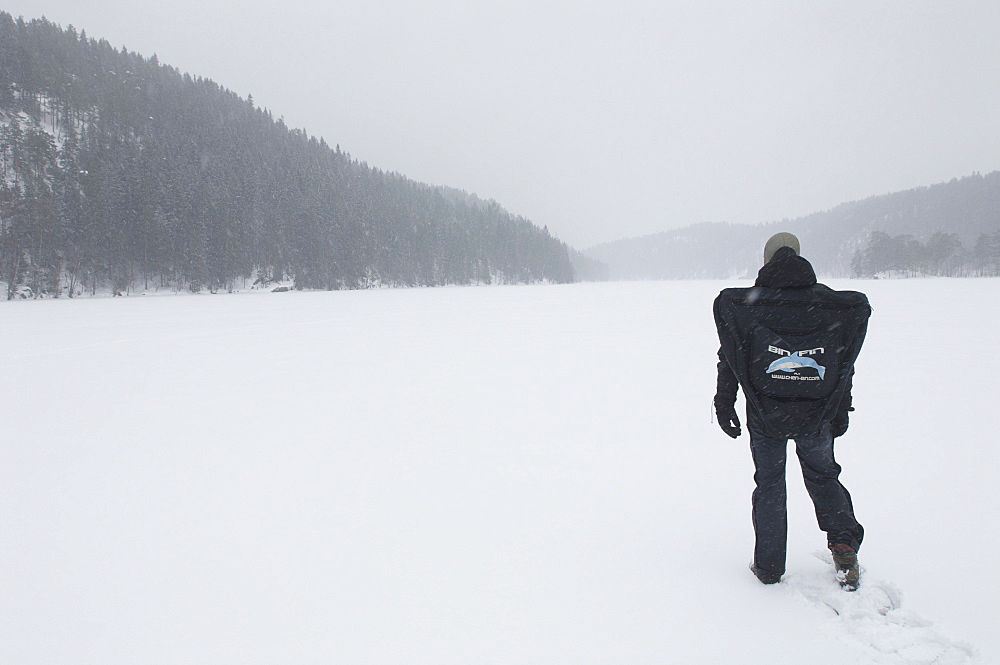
[6,1,1000,248]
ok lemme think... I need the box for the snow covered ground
[1,279,996,665]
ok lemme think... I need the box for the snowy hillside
[585,172,1000,280]
[1,280,996,664]
[0,14,575,297]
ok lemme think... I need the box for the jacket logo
[765,349,826,380]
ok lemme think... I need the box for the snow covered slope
[1,280,995,664]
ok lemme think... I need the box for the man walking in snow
[713,233,869,590]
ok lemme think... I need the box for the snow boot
[749,561,782,585]
[830,544,859,591]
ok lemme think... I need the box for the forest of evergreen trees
[851,230,1000,277]
[0,13,575,298]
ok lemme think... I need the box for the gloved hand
[715,399,742,439]
[831,407,853,438]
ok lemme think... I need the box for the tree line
[850,230,1000,278]
[0,13,574,298]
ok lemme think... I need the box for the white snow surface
[1,279,996,665]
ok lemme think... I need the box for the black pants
[749,422,863,577]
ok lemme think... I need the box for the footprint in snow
[779,551,980,665]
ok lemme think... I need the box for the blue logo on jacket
[766,352,826,380]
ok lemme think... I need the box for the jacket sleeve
[837,370,854,414]
[715,347,739,407]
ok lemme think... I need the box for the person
[713,232,870,590]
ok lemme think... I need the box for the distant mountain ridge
[586,171,1000,279]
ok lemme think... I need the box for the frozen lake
[1,279,996,664]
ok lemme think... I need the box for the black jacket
[714,247,869,438]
